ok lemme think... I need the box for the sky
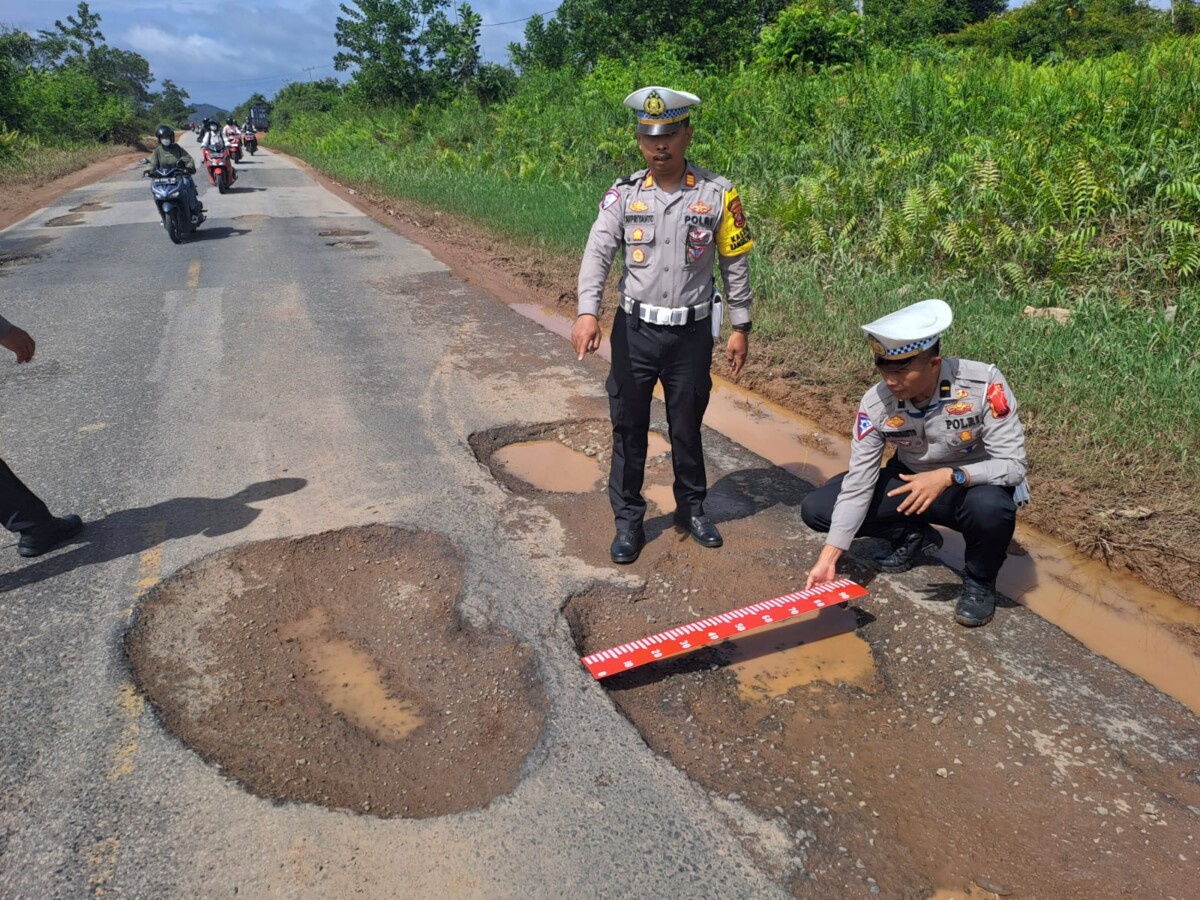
[0,0,555,110]
[0,1,1176,111]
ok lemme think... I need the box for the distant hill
[188,103,228,124]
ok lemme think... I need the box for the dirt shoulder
[0,145,147,233]
[267,147,1198,609]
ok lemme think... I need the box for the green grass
[0,132,125,189]
[270,36,1200,567]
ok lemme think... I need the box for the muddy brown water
[509,301,1200,715]
[127,525,546,818]
[494,433,671,496]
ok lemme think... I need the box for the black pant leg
[659,321,713,517]
[607,309,660,530]
[949,485,1016,581]
[0,457,54,534]
[800,467,914,540]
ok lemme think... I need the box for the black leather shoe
[955,575,996,627]
[610,526,645,564]
[874,524,943,572]
[17,515,83,558]
[673,513,723,548]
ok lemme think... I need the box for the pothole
[318,229,369,237]
[127,525,547,818]
[234,214,271,222]
[471,419,670,500]
[44,213,84,227]
[0,252,40,271]
[326,240,378,250]
[69,202,109,212]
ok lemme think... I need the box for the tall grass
[273,38,1200,505]
[0,129,121,188]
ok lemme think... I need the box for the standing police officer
[800,299,1028,627]
[571,87,755,564]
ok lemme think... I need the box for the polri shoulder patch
[600,189,620,211]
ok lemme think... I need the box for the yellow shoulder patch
[716,187,753,257]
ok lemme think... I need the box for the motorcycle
[227,132,242,162]
[144,166,202,244]
[202,145,237,193]
[242,130,257,155]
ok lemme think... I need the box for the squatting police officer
[571,86,755,564]
[800,299,1029,627]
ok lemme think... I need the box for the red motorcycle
[227,132,242,162]
[202,145,237,193]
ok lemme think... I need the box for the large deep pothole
[127,525,546,818]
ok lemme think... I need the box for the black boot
[673,513,723,548]
[955,574,996,627]
[17,515,83,557]
[610,525,645,564]
[874,524,943,572]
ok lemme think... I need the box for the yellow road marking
[86,831,120,895]
[187,259,201,288]
[107,684,144,781]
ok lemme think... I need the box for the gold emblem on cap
[868,337,887,357]
[643,91,666,117]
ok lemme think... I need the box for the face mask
[159,137,170,146]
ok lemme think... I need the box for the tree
[508,14,569,71]
[334,0,447,104]
[150,79,194,126]
[36,1,104,66]
[232,92,270,123]
[85,45,153,105]
[865,0,1007,46]
[425,3,482,92]
[271,78,342,129]
[506,0,792,71]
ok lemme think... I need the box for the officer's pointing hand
[571,314,601,361]
[726,331,748,378]
[888,469,953,515]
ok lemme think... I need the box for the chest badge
[689,200,712,215]
[959,430,974,442]
[629,200,649,212]
[632,227,644,241]
[946,401,974,415]
[631,247,646,264]
[885,415,906,428]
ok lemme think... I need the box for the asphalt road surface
[1,149,1197,899]
[0,151,789,897]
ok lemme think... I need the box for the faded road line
[187,259,201,288]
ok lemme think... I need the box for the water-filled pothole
[45,213,84,227]
[127,525,546,818]
[327,239,378,250]
[472,419,671,502]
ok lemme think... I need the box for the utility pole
[303,66,315,82]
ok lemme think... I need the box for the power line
[480,6,560,27]
[182,65,336,86]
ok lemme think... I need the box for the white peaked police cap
[623,86,701,135]
[862,299,953,361]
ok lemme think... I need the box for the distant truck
[248,106,270,132]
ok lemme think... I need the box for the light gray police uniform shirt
[577,163,754,325]
[827,358,1028,550]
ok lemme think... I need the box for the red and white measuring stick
[581,578,868,680]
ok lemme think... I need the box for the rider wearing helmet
[222,117,241,144]
[145,125,204,221]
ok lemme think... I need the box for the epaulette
[614,169,647,188]
[687,163,734,191]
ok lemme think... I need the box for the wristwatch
[951,467,968,486]
[731,322,751,334]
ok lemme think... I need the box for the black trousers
[606,307,713,530]
[800,461,1017,581]
[0,458,53,534]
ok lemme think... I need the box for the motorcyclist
[199,119,224,152]
[145,125,204,221]
[223,117,241,144]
